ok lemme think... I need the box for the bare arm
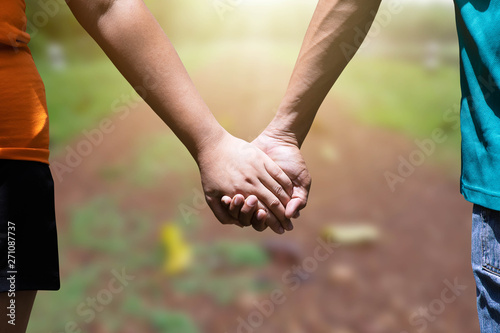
[64,0,294,232]
[267,0,383,146]
[66,0,222,159]
[225,0,383,222]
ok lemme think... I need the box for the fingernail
[234,196,243,205]
[293,211,300,219]
[247,196,257,207]
[279,227,285,234]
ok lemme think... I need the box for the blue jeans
[472,204,500,332]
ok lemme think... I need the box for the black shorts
[0,159,60,292]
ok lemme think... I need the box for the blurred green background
[25,0,479,332]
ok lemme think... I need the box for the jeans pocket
[480,207,500,276]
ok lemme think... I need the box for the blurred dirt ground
[51,53,478,333]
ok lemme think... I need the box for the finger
[221,196,232,206]
[261,163,292,207]
[228,194,245,220]
[263,213,288,234]
[238,195,259,227]
[285,198,303,219]
[251,207,270,232]
[253,184,293,231]
[252,202,289,234]
[208,197,244,228]
[249,209,268,228]
[284,187,309,219]
[223,195,258,227]
[264,159,294,198]
[257,209,267,222]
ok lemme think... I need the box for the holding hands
[196,129,303,234]
[66,0,378,235]
[203,124,311,234]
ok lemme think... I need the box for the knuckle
[244,176,253,184]
[272,168,283,179]
[205,195,215,204]
[303,172,312,187]
[269,198,280,207]
[274,185,284,196]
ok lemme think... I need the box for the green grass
[335,57,461,137]
[171,240,272,304]
[126,133,196,188]
[28,264,107,333]
[37,42,225,151]
[330,56,462,165]
[69,196,130,253]
[39,59,132,148]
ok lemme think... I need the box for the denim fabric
[472,204,500,332]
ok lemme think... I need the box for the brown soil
[51,52,478,333]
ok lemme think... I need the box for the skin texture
[197,132,294,233]
[224,132,311,232]
[64,0,295,230]
[6,0,386,331]
[224,0,383,226]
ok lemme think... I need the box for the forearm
[66,0,225,161]
[269,0,382,147]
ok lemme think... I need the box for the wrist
[192,124,229,165]
[264,105,307,148]
[263,121,300,147]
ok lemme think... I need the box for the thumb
[284,196,307,219]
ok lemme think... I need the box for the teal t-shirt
[454,0,500,210]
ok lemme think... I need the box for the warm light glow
[243,0,299,6]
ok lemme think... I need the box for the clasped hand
[197,127,311,234]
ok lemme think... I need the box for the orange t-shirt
[0,0,50,164]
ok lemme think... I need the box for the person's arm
[267,0,382,146]
[64,0,293,233]
[224,0,383,223]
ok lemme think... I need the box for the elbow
[66,0,125,31]
[95,0,118,17]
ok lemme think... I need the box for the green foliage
[70,197,128,253]
[381,4,458,44]
[211,240,270,268]
[41,60,132,148]
[335,57,460,148]
[171,241,272,304]
[173,274,274,305]
[127,133,195,188]
[27,264,105,332]
[149,310,199,333]
[121,294,200,333]
[69,196,151,254]
[26,3,464,332]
